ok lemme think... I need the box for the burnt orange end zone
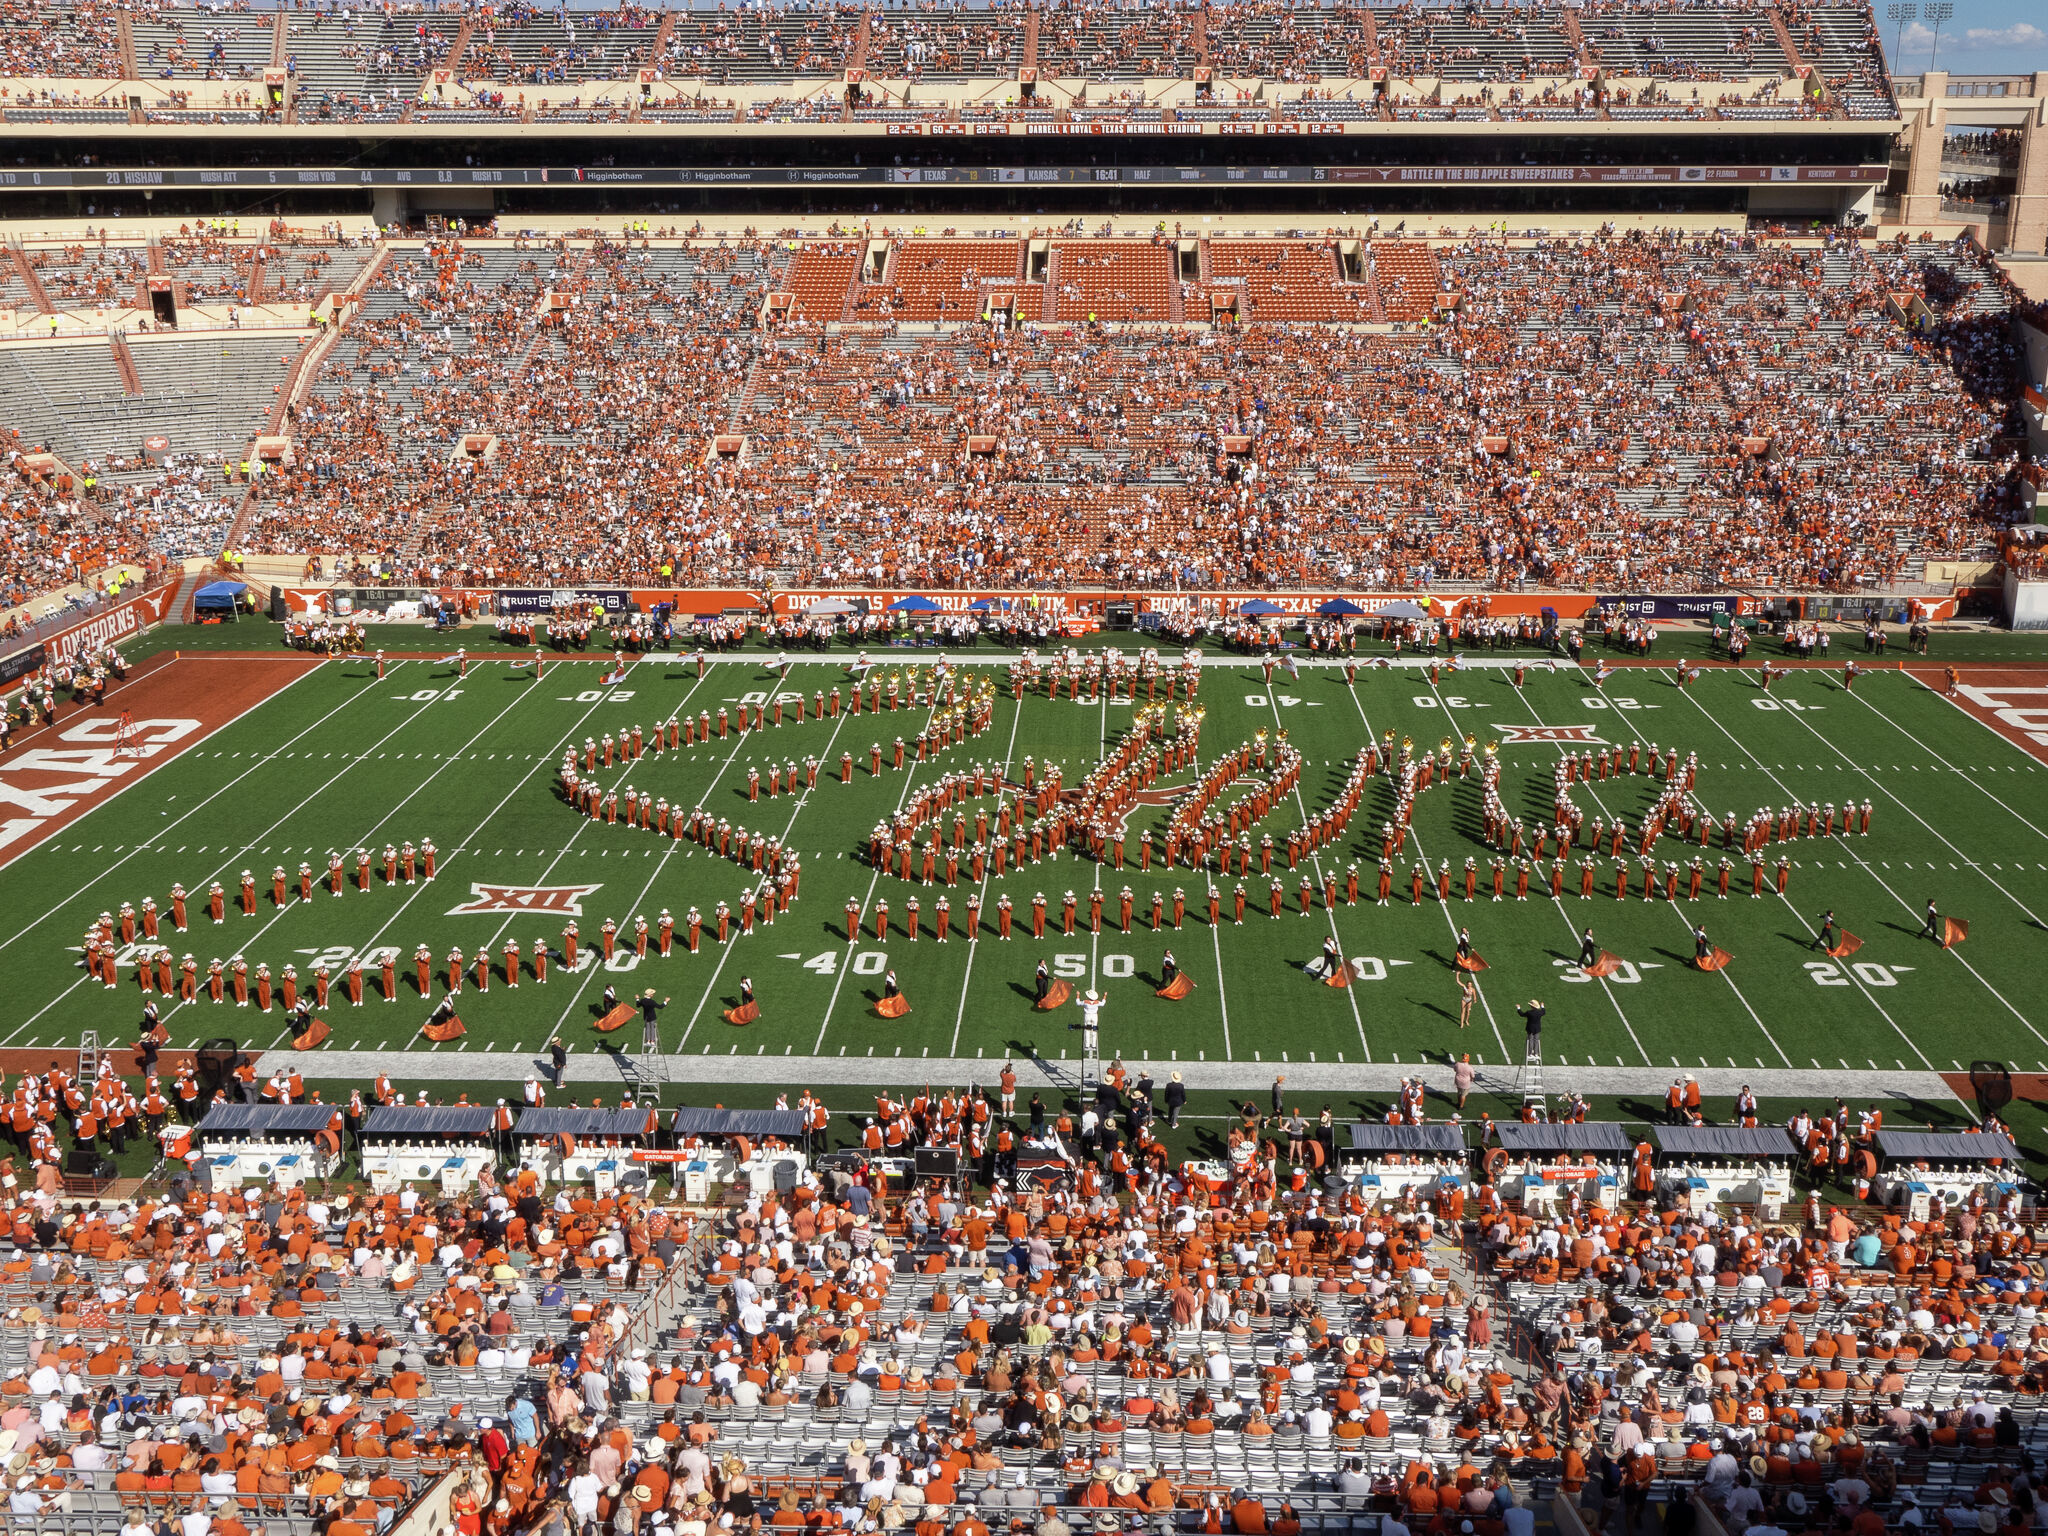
[1904,666,2048,770]
[0,653,322,871]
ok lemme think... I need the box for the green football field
[9,636,2048,1087]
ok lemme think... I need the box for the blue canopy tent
[1239,599,1285,617]
[888,595,941,613]
[193,581,247,621]
[967,599,998,611]
[1317,598,1367,618]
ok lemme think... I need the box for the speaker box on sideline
[66,1149,116,1180]
[914,1147,960,1180]
[194,1039,242,1097]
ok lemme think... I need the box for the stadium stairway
[160,562,213,625]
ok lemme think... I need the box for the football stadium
[3,5,2048,1536]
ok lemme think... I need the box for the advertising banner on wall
[1613,595,1756,620]
[0,582,178,690]
[0,642,46,687]
[760,589,1605,621]
[493,588,637,615]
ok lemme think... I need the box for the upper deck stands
[867,8,1024,78]
[0,226,2017,605]
[1368,242,1444,324]
[132,14,278,81]
[462,15,658,86]
[785,246,862,324]
[854,239,1026,324]
[660,9,858,81]
[1049,241,1176,324]
[0,5,123,80]
[0,2,1902,135]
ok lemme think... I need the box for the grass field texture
[9,640,2048,1082]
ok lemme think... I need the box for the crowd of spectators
[0,1,1901,128]
[206,228,2036,599]
[0,217,2031,612]
[0,1056,2042,1536]
[0,0,123,80]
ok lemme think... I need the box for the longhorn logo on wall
[1494,724,1605,745]
[447,882,603,916]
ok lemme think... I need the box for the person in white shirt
[621,1350,653,1400]
[72,1439,111,1472]
[1724,1479,1764,1527]
[567,1470,602,1527]
[1701,1446,1740,1496]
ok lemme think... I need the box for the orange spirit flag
[292,1018,331,1051]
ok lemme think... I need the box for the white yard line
[1087,689,1108,1047]
[1264,667,1372,1065]
[1672,682,1973,1064]
[469,661,731,964]
[1771,686,2045,931]
[1339,667,1511,1065]
[792,698,945,1055]
[411,655,767,1054]
[1867,676,2048,844]
[330,660,714,1043]
[1493,674,1791,1067]
[562,679,858,1048]
[6,661,516,1046]
[151,662,564,1045]
[1842,682,2048,867]
[1759,678,2046,1049]
[946,692,1028,1057]
[0,658,344,954]
[1425,674,1655,1066]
